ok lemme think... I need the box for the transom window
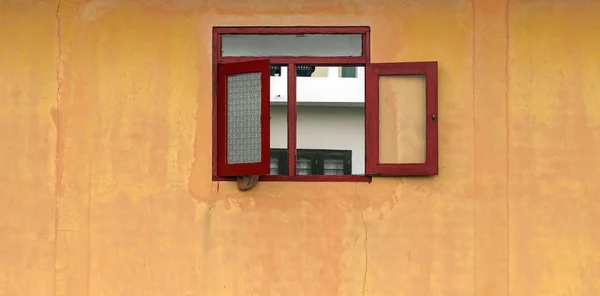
[212,27,438,182]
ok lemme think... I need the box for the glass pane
[378,75,426,164]
[269,158,279,175]
[324,159,344,175]
[296,157,312,175]
[340,66,357,78]
[269,66,288,175]
[226,72,262,164]
[221,34,362,57]
[296,66,365,175]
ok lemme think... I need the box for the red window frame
[217,59,271,177]
[365,62,439,176]
[212,26,438,182]
[213,26,371,182]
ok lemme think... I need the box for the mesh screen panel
[226,72,262,164]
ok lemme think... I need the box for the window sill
[213,175,372,183]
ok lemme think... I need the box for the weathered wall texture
[1,0,599,295]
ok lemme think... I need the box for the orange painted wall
[1,0,600,295]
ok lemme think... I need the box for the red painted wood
[217,56,368,65]
[287,63,297,176]
[425,62,439,175]
[214,175,372,183]
[365,61,439,176]
[365,64,378,175]
[212,29,219,178]
[214,26,369,36]
[217,59,271,176]
[363,30,371,63]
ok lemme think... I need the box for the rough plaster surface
[0,0,600,295]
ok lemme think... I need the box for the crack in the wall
[504,0,511,295]
[87,155,92,296]
[354,182,368,296]
[471,1,476,295]
[53,1,63,296]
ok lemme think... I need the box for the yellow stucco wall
[1,0,600,295]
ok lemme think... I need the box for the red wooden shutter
[365,61,438,176]
[217,59,271,177]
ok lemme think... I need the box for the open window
[212,27,438,182]
[216,59,271,176]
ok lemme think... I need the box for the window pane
[226,72,262,164]
[296,65,316,77]
[341,66,357,78]
[270,65,282,77]
[323,159,344,175]
[295,66,365,175]
[378,75,427,164]
[270,157,279,175]
[296,157,312,175]
[221,34,362,57]
[269,66,288,175]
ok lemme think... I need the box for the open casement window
[217,59,271,176]
[365,61,438,176]
[213,27,439,182]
